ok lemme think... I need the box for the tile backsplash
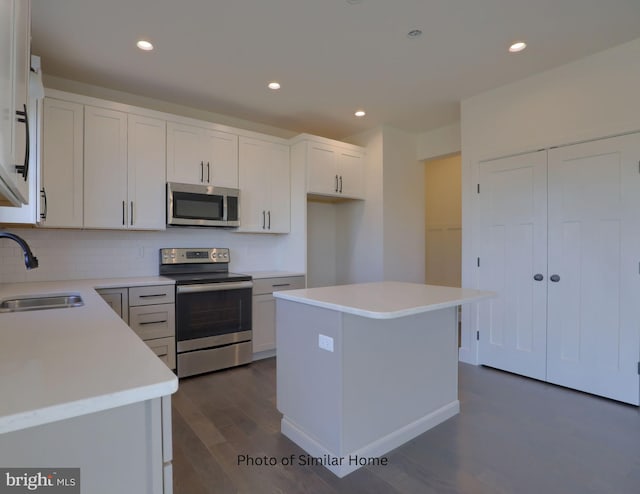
[0,228,292,283]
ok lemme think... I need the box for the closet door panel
[547,133,640,405]
[477,150,548,380]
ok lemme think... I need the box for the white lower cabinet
[97,285,176,370]
[0,396,173,494]
[252,276,305,355]
[477,132,640,405]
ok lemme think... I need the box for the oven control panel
[160,248,230,264]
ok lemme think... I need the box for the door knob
[550,274,560,282]
[533,274,544,281]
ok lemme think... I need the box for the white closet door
[477,150,548,380]
[547,133,640,405]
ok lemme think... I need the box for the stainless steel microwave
[167,182,240,227]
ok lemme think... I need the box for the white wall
[416,122,461,161]
[343,126,424,283]
[382,126,424,282]
[306,202,337,287]
[460,37,640,364]
[341,128,384,283]
[0,227,300,283]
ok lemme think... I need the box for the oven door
[175,281,252,352]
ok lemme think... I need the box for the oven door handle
[176,281,253,294]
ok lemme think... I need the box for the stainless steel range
[160,248,253,378]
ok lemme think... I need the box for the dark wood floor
[172,358,640,494]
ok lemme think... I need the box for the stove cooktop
[162,271,252,285]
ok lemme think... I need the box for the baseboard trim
[281,400,460,478]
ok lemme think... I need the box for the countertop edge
[0,378,178,435]
[274,284,495,319]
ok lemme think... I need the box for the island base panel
[281,400,459,478]
[277,300,460,477]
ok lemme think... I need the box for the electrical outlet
[318,334,334,352]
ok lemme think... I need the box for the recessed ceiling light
[354,110,366,117]
[136,40,154,51]
[268,82,281,90]
[407,29,422,39]
[509,41,527,53]
[346,0,363,5]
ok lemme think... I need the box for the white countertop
[0,277,178,435]
[274,281,494,319]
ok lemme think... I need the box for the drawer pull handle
[271,283,291,288]
[139,320,168,325]
[139,294,167,298]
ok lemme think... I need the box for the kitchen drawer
[145,336,176,370]
[129,285,175,306]
[252,276,305,295]
[129,304,175,340]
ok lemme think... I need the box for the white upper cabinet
[238,136,290,233]
[84,105,128,229]
[41,98,84,228]
[0,0,30,206]
[166,121,238,188]
[84,106,166,230]
[300,136,365,200]
[127,114,166,230]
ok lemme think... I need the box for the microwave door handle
[222,194,228,221]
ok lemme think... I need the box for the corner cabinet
[238,136,290,233]
[97,284,176,371]
[294,135,365,200]
[0,0,30,206]
[84,107,166,230]
[252,275,305,355]
[166,121,238,188]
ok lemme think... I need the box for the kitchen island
[274,281,493,477]
[0,278,178,493]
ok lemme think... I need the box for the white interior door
[547,133,640,405]
[477,150,548,380]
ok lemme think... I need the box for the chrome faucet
[0,232,39,269]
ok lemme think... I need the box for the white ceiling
[31,0,640,140]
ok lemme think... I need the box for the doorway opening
[424,153,462,344]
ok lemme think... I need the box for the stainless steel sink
[0,293,84,313]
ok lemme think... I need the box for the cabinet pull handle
[271,283,291,288]
[14,104,29,181]
[130,201,134,225]
[139,294,167,298]
[335,175,339,192]
[139,320,168,325]
[262,210,266,229]
[207,162,211,182]
[200,161,204,182]
[339,175,343,193]
[533,274,544,281]
[267,210,271,229]
[40,188,47,220]
[122,201,126,225]
[550,274,561,282]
